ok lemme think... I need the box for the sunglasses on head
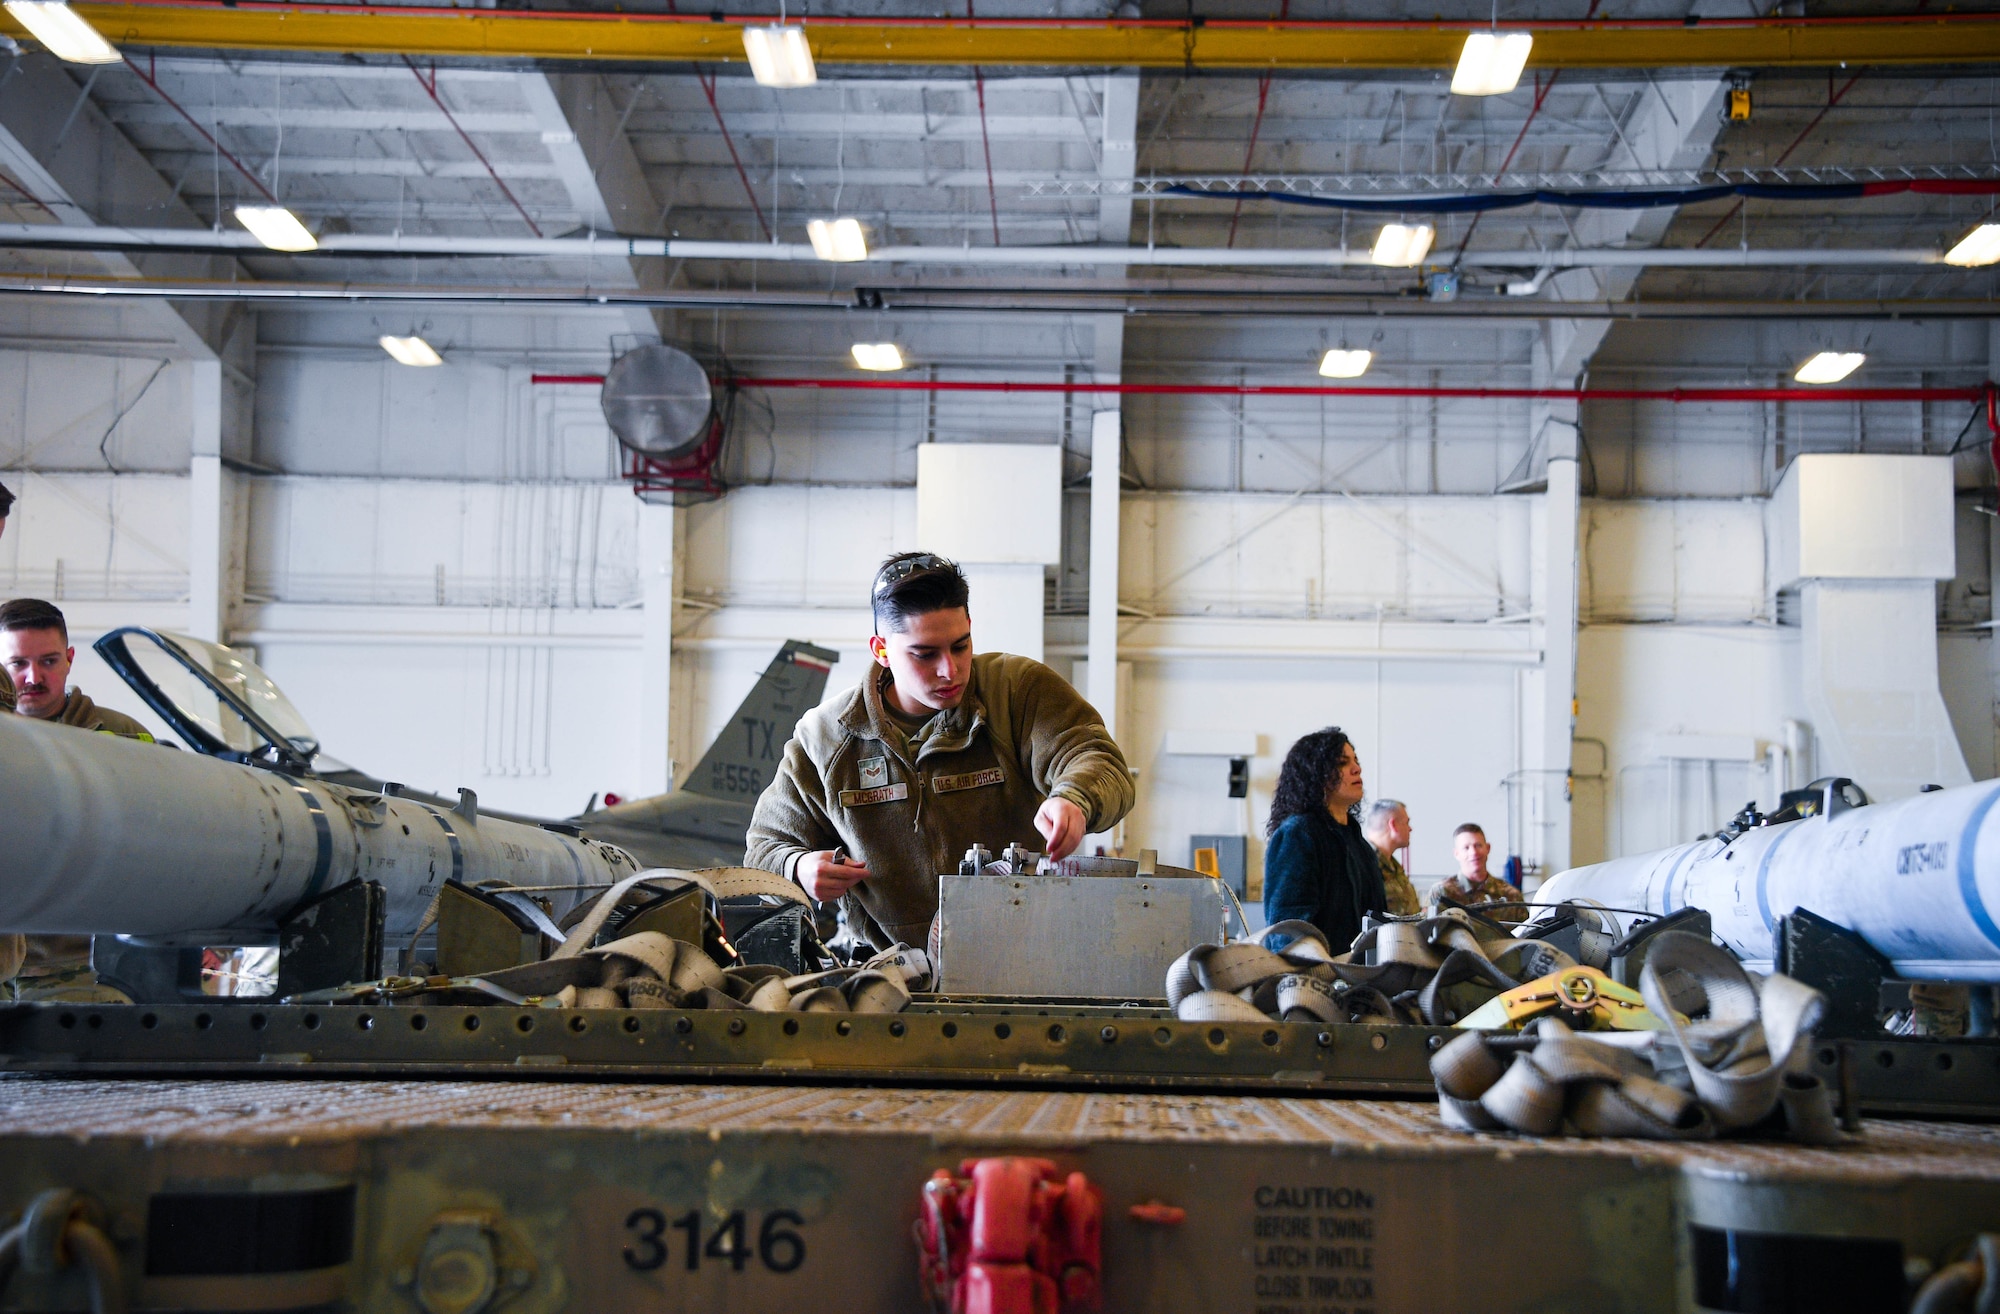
[872,553,955,598]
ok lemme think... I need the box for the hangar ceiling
[0,4,1993,375]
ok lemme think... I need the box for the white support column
[187,360,229,644]
[637,500,676,796]
[1515,70,1726,875]
[1083,70,1138,740]
[1536,446,1581,877]
[1087,410,1122,740]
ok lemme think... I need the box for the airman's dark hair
[0,598,66,643]
[1267,727,1356,838]
[871,552,970,634]
[0,481,14,518]
[1453,823,1486,840]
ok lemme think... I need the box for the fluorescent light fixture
[1451,31,1533,96]
[1318,349,1373,379]
[233,205,318,252]
[851,343,905,371]
[743,25,816,88]
[3,1,118,63]
[1370,223,1434,267]
[378,334,443,367]
[1945,222,2000,267]
[1795,351,1864,384]
[808,217,868,262]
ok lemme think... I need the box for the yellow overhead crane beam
[25,3,2000,71]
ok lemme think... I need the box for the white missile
[0,709,640,943]
[1534,777,2000,981]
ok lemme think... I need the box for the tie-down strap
[1429,931,1842,1142]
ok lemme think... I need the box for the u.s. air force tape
[838,782,910,807]
[933,768,1004,793]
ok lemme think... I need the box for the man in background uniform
[1,598,152,739]
[1362,798,1421,916]
[745,552,1134,951]
[2,596,152,1000]
[1429,821,1526,923]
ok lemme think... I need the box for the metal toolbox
[935,861,1231,1000]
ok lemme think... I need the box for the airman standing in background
[1362,798,1421,917]
[1428,822,1526,923]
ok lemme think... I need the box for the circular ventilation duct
[601,344,715,461]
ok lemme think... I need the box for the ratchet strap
[1430,930,1841,1142]
[293,931,928,1015]
[549,866,816,960]
[1167,913,1582,1029]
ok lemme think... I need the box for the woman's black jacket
[1261,808,1389,953]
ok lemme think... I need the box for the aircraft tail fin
[681,640,841,802]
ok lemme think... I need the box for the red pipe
[406,58,543,238]
[698,69,771,242]
[1988,382,2000,485]
[533,373,1992,408]
[123,54,277,206]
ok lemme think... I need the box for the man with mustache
[2,596,153,1001]
[746,552,1134,953]
[1,598,153,740]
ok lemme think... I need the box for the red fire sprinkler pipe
[1988,381,2000,489]
[534,373,1997,410]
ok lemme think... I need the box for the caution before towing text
[1250,1185,1378,1314]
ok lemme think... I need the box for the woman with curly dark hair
[1262,727,1388,952]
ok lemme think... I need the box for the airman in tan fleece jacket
[745,652,1134,950]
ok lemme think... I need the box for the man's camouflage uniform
[1904,982,1971,1037]
[1427,872,1528,924]
[5,689,154,1002]
[47,689,153,740]
[1376,848,1421,917]
[746,652,1134,950]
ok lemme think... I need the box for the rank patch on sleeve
[932,768,1005,793]
[838,782,910,807]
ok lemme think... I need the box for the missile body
[0,711,640,943]
[1534,777,2000,981]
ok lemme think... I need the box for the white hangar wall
[0,315,1993,882]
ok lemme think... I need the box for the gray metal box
[935,869,1230,1000]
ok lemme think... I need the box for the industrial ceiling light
[743,25,816,88]
[1451,31,1533,96]
[1944,223,2000,267]
[851,343,905,371]
[808,217,868,262]
[3,0,118,63]
[1318,348,1373,379]
[378,334,443,367]
[1371,223,1434,267]
[233,205,318,252]
[1795,351,1864,384]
